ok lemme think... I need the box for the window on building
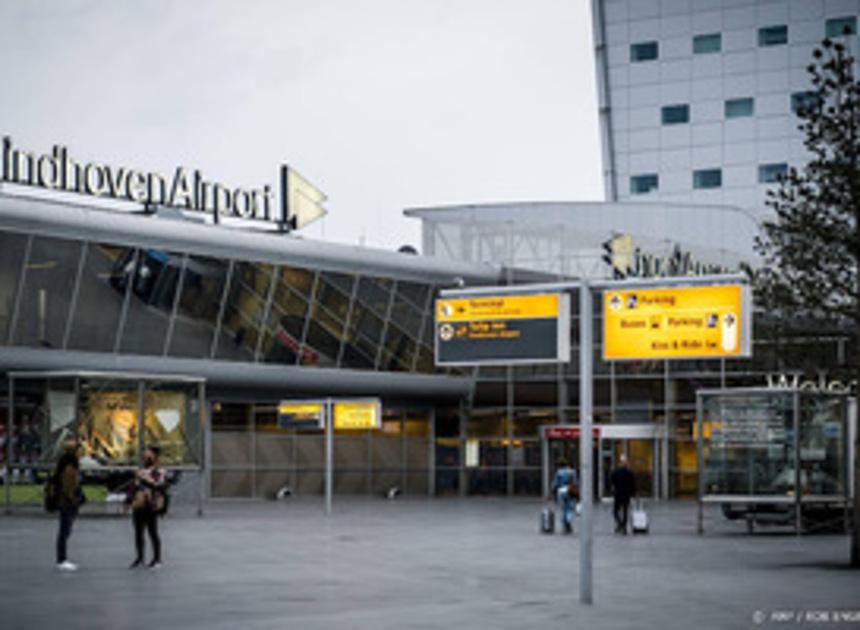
[693,33,721,54]
[758,25,788,46]
[661,104,690,125]
[630,174,659,194]
[759,163,788,183]
[693,169,722,189]
[725,97,755,118]
[630,41,659,62]
[791,91,821,114]
[826,16,857,38]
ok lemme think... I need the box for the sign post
[438,273,750,606]
[325,398,333,516]
[579,280,594,605]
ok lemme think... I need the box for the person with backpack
[128,445,167,569]
[54,439,84,571]
[551,457,579,534]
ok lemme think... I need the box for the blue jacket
[552,467,577,493]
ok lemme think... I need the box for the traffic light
[601,234,634,279]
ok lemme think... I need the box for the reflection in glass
[67,244,130,352]
[119,250,182,355]
[0,231,29,343]
[13,236,82,349]
[169,255,230,358]
[216,262,273,361]
[143,382,201,466]
[78,379,141,466]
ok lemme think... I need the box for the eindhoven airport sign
[435,293,571,366]
[0,135,326,231]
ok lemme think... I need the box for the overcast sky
[0,0,602,250]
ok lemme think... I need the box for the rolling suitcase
[540,504,555,534]
[631,499,649,534]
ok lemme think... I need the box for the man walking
[55,440,83,571]
[610,455,636,534]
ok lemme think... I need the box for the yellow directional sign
[277,400,325,429]
[603,284,751,360]
[435,293,570,366]
[436,294,560,323]
[333,400,381,430]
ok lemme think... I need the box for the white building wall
[597,0,860,221]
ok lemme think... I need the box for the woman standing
[56,439,83,571]
[128,445,166,569]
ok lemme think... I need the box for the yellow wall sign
[333,400,382,430]
[436,294,559,323]
[277,401,325,429]
[603,284,751,360]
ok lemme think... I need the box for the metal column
[579,282,594,605]
[5,376,13,514]
[325,398,333,515]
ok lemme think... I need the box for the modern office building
[592,0,859,220]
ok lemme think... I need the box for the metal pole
[5,376,13,514]
[541,429,549,500]
[697,393,704,535]
[579,282,594,605]
[794,391,802,536]
[197,382,205,517]
[325,398,333,515]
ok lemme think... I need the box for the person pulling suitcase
[610,455,636,534]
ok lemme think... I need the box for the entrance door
[599,438,656,499]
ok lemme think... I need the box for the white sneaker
[57,560,78,572]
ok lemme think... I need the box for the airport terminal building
[0,183,851,505]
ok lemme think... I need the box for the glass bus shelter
[696,387,853,534]
[3,371,206,515]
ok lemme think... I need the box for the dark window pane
[791,91,821,114]
[356,277,393,317]
[0,231,29,343]
[758,162,788,183]
[391,298,423,340]
[826,16,856,37]
[215,262,273,362]
[630,41,658,62]
[693,33,721,54]
[725,97,754,118]
[317,274,352,322]
[67,244,128,352]
[630,174,659,194]
[119,250,182,355]
[13,236,81,349]
[758,25,788,46]
[693,168,722,189]
[396,281,431,310]
[304,320,339,367]
[661,104,689,125]
[169,256,230,359]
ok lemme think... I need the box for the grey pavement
[0,499,858,630]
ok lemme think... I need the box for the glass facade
[0,229,438,375]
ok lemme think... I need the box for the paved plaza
[0,499,858,630]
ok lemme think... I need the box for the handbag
[567,480,580,501]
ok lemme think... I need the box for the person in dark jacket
[128,445,167,569]
[610,455,636,534]
[56,439,83,571]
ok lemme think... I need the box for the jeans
[133,508,161,563]
[56,506,78,563]
[556,487,577,527]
